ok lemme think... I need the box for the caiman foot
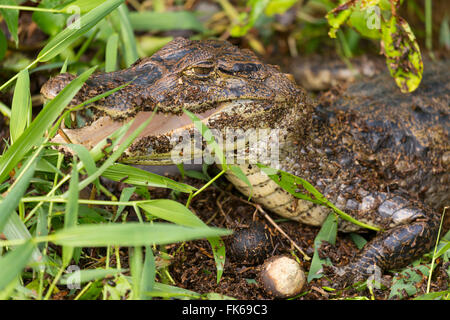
[323,215,440,289]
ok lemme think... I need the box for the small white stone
[260,256,306,298]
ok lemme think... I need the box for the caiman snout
[41,73,76,100]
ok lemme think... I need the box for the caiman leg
[225,164,441,285]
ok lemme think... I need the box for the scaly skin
[41,38,449,285]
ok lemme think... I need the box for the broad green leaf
[350,233,367,250]
[37,0,125,61]
[389,265,431,299]
[0,0,19,46]
[307,213,337,282]
[0,241,36,291]
[0,66,96,184]
[129,11,204,32]
[101,163,196,193]
[10,69,31,144]
[48,222,232,247]
[381,15,423,92]
[348,6,382,39]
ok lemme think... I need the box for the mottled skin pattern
[41,38,449,286]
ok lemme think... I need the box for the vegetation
[0,0,448,300]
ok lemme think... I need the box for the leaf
[0,66,96,184]
[0,155,38,233]
[0,241,36,291]
[101,163,196,193]
[256,164,380,231]
[307,213,337,282]
[48,222,232,247]
[10,69,31,144]
[32,0,66,36]
[112,4,138,67]
[62,158,79,267]
[139,200,227,283]
[0,0,19,46]
[389,265,430,299]
[229,165,253,199]
[129,11,204,32]
[326,0,355,38]
[381,15,423,92]
[59,268,125,285]
[113,187,135,222]
[139,199,206,227]
[105,33,119,72]
[62,0,107,13]
[37,0,125,62]
[231,0,270,37]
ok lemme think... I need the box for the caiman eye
[191,66,214,77]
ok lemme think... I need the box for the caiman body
[42,38,449,284]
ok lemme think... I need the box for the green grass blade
[139,199,227,283]
[115,4,138,67]
[139,199,206,227]
[0,241,36,291]
[0,0,19,46]
[62,158,79,267]
[37,0,125,62]
[0,155,38,233]
[48,222,232,247]
[2,212,44,267]
[75,110,157,193]
[105,33,119,72]
[102,163,196,193]
[59,268,125,285]
[140,247,155,300]
[10,69,31,144]
[0,66,96,184]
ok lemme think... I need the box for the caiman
[41,38,449,285]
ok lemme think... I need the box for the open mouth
[52,101,232,150]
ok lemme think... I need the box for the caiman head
[41,37,312,165]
